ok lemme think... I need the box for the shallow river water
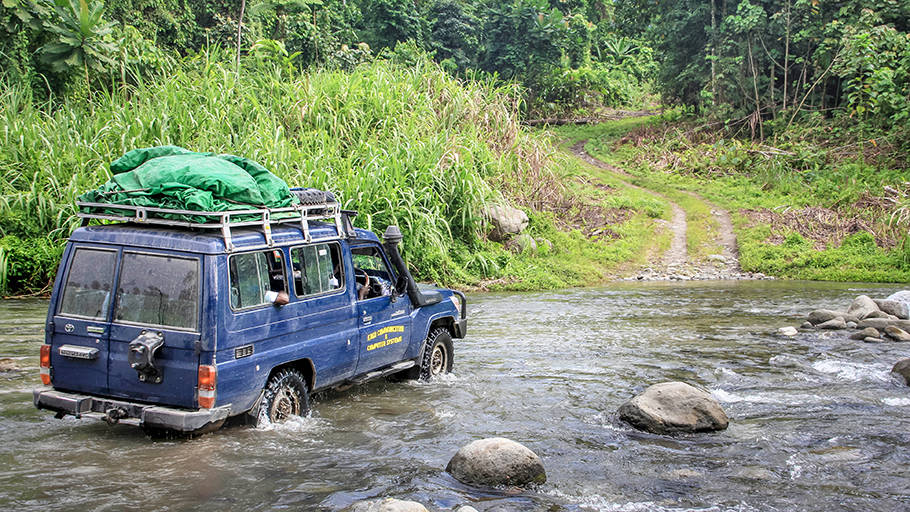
[1,281,909,511]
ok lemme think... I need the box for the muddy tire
[256,368,310,425]
[411,328,454,381]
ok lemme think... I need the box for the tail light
[39,345,51,385]
[198,365,217,408]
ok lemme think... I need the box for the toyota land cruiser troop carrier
[34,195,466,433]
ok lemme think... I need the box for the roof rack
[76,200,352,252]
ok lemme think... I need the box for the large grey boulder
[808,309,858,325]
[884,326,910,342]
[484,205,529,242]
[892,359,910,385]
[876,298,910,319]
[847,295,880,320]
[348,499,429,512]
[617,382,729,435]
[817,317,847,330]
[446,438,546,487]
[887,290,910,308]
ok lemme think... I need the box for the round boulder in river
[446,437,546,487]
[618,382,729,434]
[348,498,429,512]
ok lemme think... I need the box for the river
[1,281,908,511]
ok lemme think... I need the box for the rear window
[58,248,117,320]
[114,252,199,330]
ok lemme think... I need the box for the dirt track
[569,141,764,281]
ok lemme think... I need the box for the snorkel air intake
[382,225,439,307]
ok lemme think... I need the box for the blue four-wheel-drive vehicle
[33,192,466,434]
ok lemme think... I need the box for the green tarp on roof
[79,146,299,223]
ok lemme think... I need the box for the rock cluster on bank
[626,264,774,282]
[800,292,910,343]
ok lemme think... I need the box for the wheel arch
[267,358,316,392]
[418,318,456,362]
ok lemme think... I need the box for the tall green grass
[0,54,560,289]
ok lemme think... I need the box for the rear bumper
[34,388,231,432]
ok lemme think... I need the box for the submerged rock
[800,321,814,329]
[817,317,847,330]
[617,382,729,434]
[875,299,909,319]
[446,438,546,487]
[892,359,910,385]
[485,204,529,242]
[850,327,880,340]
[348,499,429,512]
[808,309,846,325]
[884,326,910,342]
[777,326,798,336]
[808,309,858,325]
[857,318,901,330]
[847,295,880,320]
[0,358,17,372]
[864,310,891,320]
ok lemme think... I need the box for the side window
[351,245,397,300]
[114,252,199,330]
[229,250,287,309]
[291,243,343,298]
[58,248,117,320]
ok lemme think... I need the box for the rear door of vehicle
[107,250,202,408]
[50,245,119,396]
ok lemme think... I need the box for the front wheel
[415,328,454,381]
[256,368,310,425]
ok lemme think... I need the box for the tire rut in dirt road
[570,141,688,270]
[569,141,761,281]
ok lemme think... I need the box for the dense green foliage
[1,0,656,114]
[615,0,910,141]
[0,52,667,294]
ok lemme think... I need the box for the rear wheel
[413,328,454,381]
[257,368,310,425]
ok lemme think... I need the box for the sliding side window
[229,250,288,309]
[291,243,343,298]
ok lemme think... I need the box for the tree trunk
[236,0,246,74]
[748,36,763,140]
[710,0,717,105]
[782,0,791,110]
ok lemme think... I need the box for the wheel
[256,368,310,425]
[414,328,454,381]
